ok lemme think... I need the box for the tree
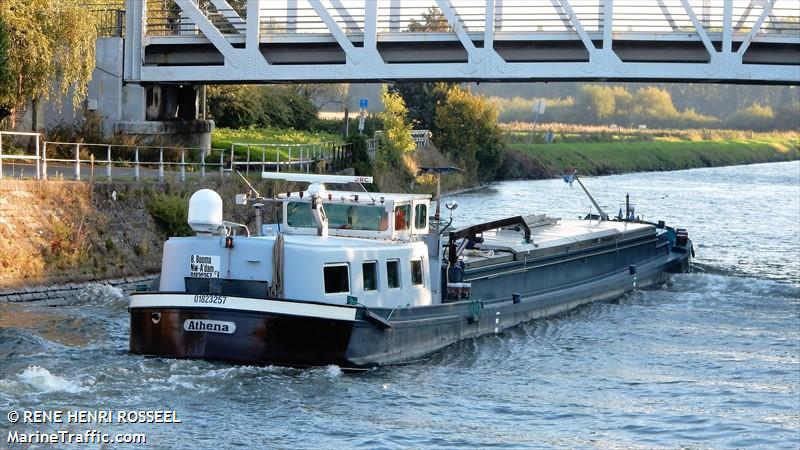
[0,18,10,121]
[726,104,776,131]
[575,85,634,123]
[631,86,679,126]
[578,85,616,121]
[377,86,415,159]
[286,84,349,110]
[0,0,97,126]
[207,85,318,130]
[206,85,264,128]
[434,85,504,181]
[407,7,451,32]
[375,85,416,189]
[390,82,449,129]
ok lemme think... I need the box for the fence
[94,9,126,37]
[0,131,42,180]
[366,138,378,160]
[41,141,226,182]
[372,130,431,152]
[0,131,362,182]
[411,130,432,150]
[229,141,338,176]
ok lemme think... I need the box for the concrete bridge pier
[115,83,213,149]
[34,37,213,150]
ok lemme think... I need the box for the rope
[269,234,284,298]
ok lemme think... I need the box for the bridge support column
[115,83,213,149]
[145,85,198,121]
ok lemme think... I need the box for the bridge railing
[140,1,800,38]
[94,9,126,37]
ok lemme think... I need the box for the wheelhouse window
[287,201,388,231]
[387,260,400,289]
[394,204,411,231]
[323,264,350,294]
[287,201,315,228]
[411,260,423,286]
[363,261,378,292]
[328,204,388,231]
[414,204,428,230]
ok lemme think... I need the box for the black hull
[130,308,354,368]
[130,243,691,370]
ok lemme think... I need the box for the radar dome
[188,189,223,233]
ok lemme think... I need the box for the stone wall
[0,180,165,289]
[0,275,158,305]
[0,178,284,292]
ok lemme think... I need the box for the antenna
[262,172,373,184]
[358,182,376,204]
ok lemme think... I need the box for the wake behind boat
[129,171,692,369]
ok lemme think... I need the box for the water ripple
[1,162,799,448]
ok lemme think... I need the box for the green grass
[507,137,800,176]
[212,127,342,159]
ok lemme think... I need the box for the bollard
[134,147,140,181]
[42,142,47,180]
[106,144,112,181]
[180,149,186,182]
[75,144,81,181]
[246,145,251,176]
[35,137,41,180]
[229,146,235,176]
[158,147,164,182]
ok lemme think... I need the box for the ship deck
[459,217,657,269]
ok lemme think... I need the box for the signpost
[358,98,368,134]
[528,99,546,144]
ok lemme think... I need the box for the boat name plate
[183,319,236,334]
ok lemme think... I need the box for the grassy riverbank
[500,135,799,178]
[212,127,340,152]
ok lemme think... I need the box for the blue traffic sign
[359,98,368,109]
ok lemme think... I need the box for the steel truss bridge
[125,0,799,85]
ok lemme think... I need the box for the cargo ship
[129,171,692,369]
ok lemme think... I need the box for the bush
[207,85,318,130]
[434,85,504,181]
[206,85,263,129]
[347,132,373,177]
[146,194,193,237]
[725,104,777,131]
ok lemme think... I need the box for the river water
[1,161,798,449]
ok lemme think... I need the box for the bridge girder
[125,0,800,85]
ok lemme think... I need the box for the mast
[569,172,609,221]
